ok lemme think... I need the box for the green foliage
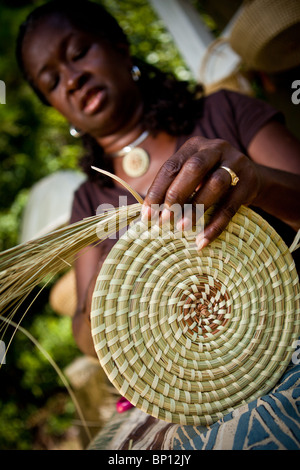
[0,0,190,250]
[101,0,193,80]
[0,0,191,450]
[0,301,79,449]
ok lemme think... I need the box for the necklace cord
[110,130,150,158]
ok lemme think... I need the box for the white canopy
[20,170,86,243]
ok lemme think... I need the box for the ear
[115,42,130,57]
[115,43,135,70]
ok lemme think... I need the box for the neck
[94,103,145,155]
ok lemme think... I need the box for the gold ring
[220,166,239,186]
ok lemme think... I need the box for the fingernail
[160,208,171,224]
[141,204,158,223]
[141,204,150,222]
[176,216,192,231]
[196,236,210,251]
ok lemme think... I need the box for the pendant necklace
[109,130,150,178]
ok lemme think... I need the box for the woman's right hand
[142,136,263,249]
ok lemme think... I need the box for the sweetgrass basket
[229,0,300,73]
[91,206,300,426]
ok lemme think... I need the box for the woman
[16,0,300,358]
[16,0,300,451]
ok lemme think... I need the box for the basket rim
[91,206,300,425]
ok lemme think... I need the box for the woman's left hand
[142,136,262,250]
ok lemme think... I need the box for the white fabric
[20,170,86,242]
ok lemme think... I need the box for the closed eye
[47,73,60,92]
[39,71,60,93]
[72,46,90,61]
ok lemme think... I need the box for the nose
[64,65,88,93]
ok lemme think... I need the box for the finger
[175,203,203,232]
[196,195,242,250]
[161,140,239,211]
[194,166,237,208]
[162,150,221,210]
[141,157,183,223]
[175,166,236,232]
[158,151,221,228]
[143,153,186,211]
[142,137,215,215]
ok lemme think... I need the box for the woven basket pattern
[91,206,300,425]
[230,0,300,72]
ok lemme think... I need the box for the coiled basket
[91,206,300,425]
[229,0,300,73]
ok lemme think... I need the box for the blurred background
[0,0,198,450]
[0,0,299,450]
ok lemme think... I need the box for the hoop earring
[131,65,141,82]
[70,125,83,138]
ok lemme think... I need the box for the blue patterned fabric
[173,362,300,450]
[88,356,300,450]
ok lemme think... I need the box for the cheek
[88,44,132,84]
[47,91,78,123]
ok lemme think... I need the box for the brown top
[70,89,299,264]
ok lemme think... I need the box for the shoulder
[71,180,112,223]
[201,88,239,109]
[73,179,102,207]
[204,89,283,119]
[200,89,284,150]
[70,179,138,224]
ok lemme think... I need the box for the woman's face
[21,14,142,139]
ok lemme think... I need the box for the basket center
[195,303,210,318]
[177,277,231,338]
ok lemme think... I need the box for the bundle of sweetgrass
[1,165,300,427]
[0,168,142,319]
[0,168,144,439]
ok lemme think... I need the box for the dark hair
[16,0,129,106]
[16,0,204,187]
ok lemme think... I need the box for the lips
[80,86,106,115]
